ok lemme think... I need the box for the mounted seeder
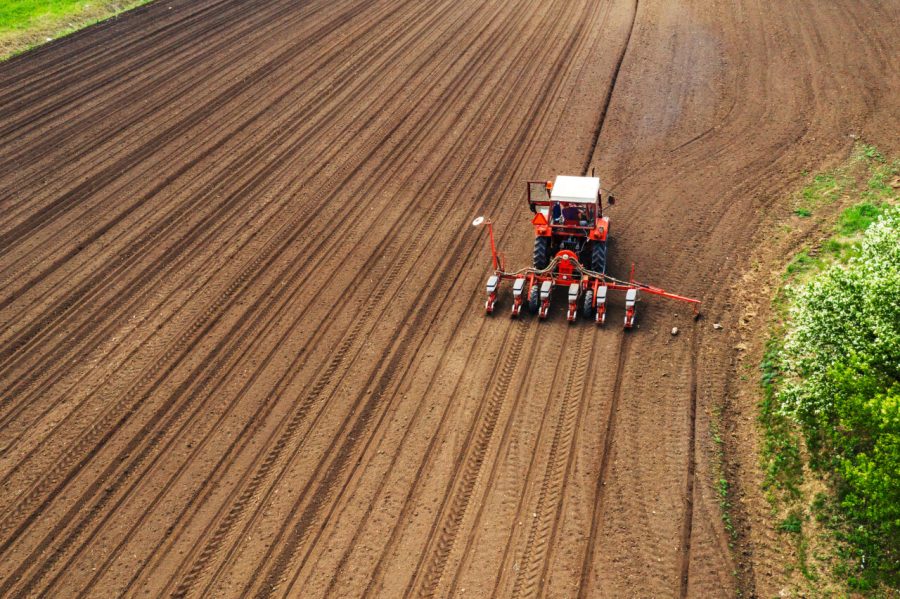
[474,175,700,327]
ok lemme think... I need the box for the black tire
[528,284,540,314]
[533,236,550,270]
[591,240,608,274]
[582,289,595,318]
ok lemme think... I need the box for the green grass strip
[1,0,151,60]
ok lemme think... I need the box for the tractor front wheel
[533,236,550,270]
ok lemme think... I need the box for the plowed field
[0,0,896,597]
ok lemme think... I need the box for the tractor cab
[527,176,611,273]
[529,175,599,225]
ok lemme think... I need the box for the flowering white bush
[777,206,899,570]
[780,207,900,419]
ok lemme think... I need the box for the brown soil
[0,0,896,597]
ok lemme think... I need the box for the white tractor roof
[550,176,600,204]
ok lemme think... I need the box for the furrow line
[8,0,520,592]
[677,323,700,597]
[411,319,531,599]
[510,326,592,599]
[0,0,340,190]
[0,0,432,421]
[0,0,235,101]
[0,0,381,255]
[0,0,467,570]
[157,0,566,593]
[577,332,630,599]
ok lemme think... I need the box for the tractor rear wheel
[533,236,550,270]
[591,240,608,274]
[582,289,595,318]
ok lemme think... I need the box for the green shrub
[776,207,900,583]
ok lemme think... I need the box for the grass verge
[0,0,151,60]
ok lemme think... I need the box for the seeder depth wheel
[582,289,595,318]
[528,284,540,314]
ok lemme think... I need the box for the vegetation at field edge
[0,0,149,60]
[760,144,899,594]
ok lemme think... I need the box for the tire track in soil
[678,324,700,597]
[355,2,618,595]
[359,229,537,596]
[477,324,573,599]
[238,213,524,599]
[435,2,622,592]
[0,1,500,592]
[386,5,598,598]
[509,327,594,599]
[452,317,573,599]
[18,0,536,593]
[410,320,533,599]
[319,63,585,591]
[0,0,376,300]
[577,332,631,599]
[354,308,532,598]
[223,4,585,595]
[0,0,431,447]
[247,311,504,599]
[164,277,400,598]
[0,0,428,492]
[315,304,551,598]
[480,2,636,593]
[569,1,638,594]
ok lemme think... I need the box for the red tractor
[527,175,611,275]
[475,175,700,327]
